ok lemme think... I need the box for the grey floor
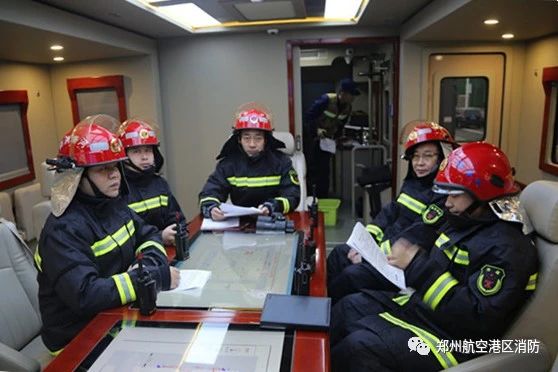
[323,200,362,257]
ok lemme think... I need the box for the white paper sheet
[346,222,406,289]
[166,270,212,292]
[220,202,263,217]
[319,137,336,154]
[201,217,239,231]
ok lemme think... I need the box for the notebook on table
[259,293,331,331]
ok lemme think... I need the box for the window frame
[66,75,127,125]
[538,66,558,175]
[0,90,35,190]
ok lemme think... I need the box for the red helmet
[69,122,127,167]
[403,121,455,156]
[117,119,159,149]
[434,142,519,201]
[58,128,73,157]
[235,108,273,132]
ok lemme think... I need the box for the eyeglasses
[411,152,439,162]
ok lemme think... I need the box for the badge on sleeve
[477,265,505,296]
[289,169,300,185]
[422,204,444,225]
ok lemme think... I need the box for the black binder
[260,293,331,331]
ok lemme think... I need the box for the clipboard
[259,293,331,331]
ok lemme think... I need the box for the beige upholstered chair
[447,180,558,371]
[32,162,55,241]
[273,131,308,211]
[0,219,51,371]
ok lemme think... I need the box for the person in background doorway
[199,103,300,221]
[303,78,360,198]
[117,119,184,246]
[35,116,179,354]
[330,142,538,371]
[327,121,457,303]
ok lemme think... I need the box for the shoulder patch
[289,169,300,185]
[422,204,444,225]
[477,264,505,296]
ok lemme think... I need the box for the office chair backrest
[273,131,308,211]
[33,162,55,240]
[0,192,15,223]
[0,218,44,371]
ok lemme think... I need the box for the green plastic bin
[318,198,341,226]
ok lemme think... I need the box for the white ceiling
[1,0,557,65]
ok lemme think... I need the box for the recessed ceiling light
[434,55,443,61]
[325,0,365,19]
[502,33,515,39]
[483,19,499,25]
[50,45,64,51]
[53,56,64,62]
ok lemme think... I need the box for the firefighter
[303,78,360,198]
[330,142,538,371]
[35,115,180,354]
[327,121,457,303]
[117,119,184,245]
[199,103,300,221]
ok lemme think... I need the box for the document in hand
[201,217,239,231]
[346,222,406,289]
[219,202,264,218]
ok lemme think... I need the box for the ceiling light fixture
[502,33,515,39]
[157,3,220,29]
[50,45,64,51]
[53,56,64,62]
[483,19,499,25]
[325,0,367,20]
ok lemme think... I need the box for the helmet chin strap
[83,171,108,198]
[124,159,156,175]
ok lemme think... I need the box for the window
[0,90,34,190]
[439,77,488,142]
[67,75,127,125]
[539,66,558,175]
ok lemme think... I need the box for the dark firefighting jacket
[34,190,170,352]
[305,93,352,139]
[199,145,300,217]
[370,212,539,369]
[123,167,183,229]
[366,170,446,255]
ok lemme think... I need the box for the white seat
[447,180,558,371]
[273,131,307,211]
[0,219,51,371]
[14,183,46,241]
[32,162,54,240]
[0,192,15,223]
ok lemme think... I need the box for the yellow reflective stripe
[48,348,63,356]
[128,195,168,213]
[136,240,167,257]
[323,110,337,118]
[112,272,136,304]
[365,224,384,242]
[423,271,459,310]
[289,172,300,185]
[227,176,281,187]
[379,312,458,369]
[34,247,42,272]
[275,197,290,213]
[525,272,538,290]
[199,196,220,206]
[397,193,427,215]
[443,246,469,265]
[435,233,450,247]
[90,220,135,257]
[392,293,411,306]
[380,240,391,255]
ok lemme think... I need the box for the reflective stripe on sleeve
[397,193,427,215]
[423,271,459,310]
[380,240,391,255]
[128,195,169,214]
[199,196,221,206]
[365,224,384,242]
[136,240,167,257]
[112,272,137,304]
[525,272,538,291]
[274,197,290,213]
